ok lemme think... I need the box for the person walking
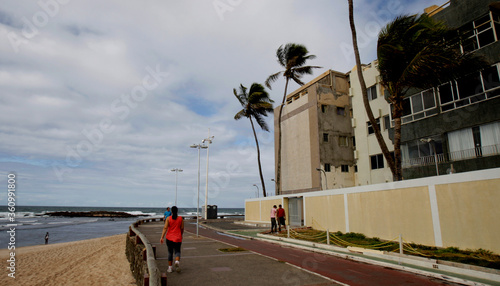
[160,206,184,273]
[164,207,172,219]
[270,205,277,233]
[277,204,286,231]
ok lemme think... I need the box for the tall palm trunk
[249,117,267,197]
[276,77,290,195]
[348,0,397,178]
[392,98,403,180]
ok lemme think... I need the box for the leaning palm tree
[348,0,395,179]
[265,43,321,194]
[234,83,274,197]
[377,13,486,180]
[348,0,485,181]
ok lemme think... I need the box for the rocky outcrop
[46,211,138,217]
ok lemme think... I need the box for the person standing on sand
[277,204,286,232]
[164,207,171,219]
[160,206,184,273]
[45,232,49,244]
[270,205,277,233]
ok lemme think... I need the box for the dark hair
[273,205,277,208]
[171,206,178,220]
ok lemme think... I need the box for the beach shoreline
[0,234,136,286]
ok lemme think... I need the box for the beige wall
[305,195,346,232]
[245,198,282,223]
[436,178,500,251]
[245,168,500,253]
[347,187,435,246]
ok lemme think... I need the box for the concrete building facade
[274,70,355,195]
[396,0,500,179]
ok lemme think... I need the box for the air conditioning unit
[349,88,354,97]
[351,118,356,127]
[354,150,359,159]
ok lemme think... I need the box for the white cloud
[0,0,440,207]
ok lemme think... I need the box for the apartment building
[275,0,500,192]
[398,0,500,178]
[274,70,355,195]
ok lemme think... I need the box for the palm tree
[265,43,321,194]
[348,0,486,180]
[377,14,485,180]
[348,0,396,178]
[234,83,274,197]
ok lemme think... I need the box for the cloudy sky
[0,0,440,208]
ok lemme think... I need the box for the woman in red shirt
[160,206,184,273]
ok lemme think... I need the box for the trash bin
[207,205,217,219]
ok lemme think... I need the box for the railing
[402,144,500,168]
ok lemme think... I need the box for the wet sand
[0,234,136,286]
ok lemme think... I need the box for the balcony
[402,144,500,168]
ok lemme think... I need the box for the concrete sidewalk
[138,220,337,286]
[136,218,496,286]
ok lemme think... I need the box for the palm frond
[265,71,282,89]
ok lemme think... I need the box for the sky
[0,0,441,208]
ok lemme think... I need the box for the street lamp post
[253,184,259,198]
[421,138,439,176]
[202,130,214,220]
[190,143,207,237]
[316,168,327,190]
[271,179,275,196]
[170,168,183,206]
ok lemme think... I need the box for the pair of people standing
[160,206,184,273]
[270,205,286,233]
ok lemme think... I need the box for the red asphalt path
[184,223,460,286]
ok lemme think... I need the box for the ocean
[0,206,244,248]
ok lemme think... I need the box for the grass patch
[218,247,247,252]
[272,228,500,269]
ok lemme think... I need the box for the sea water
[0,206,244,248]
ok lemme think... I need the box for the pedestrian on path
[270,205,277,233]
[164,207,171,219]
[160,206,184,273]
[277,204,286,231]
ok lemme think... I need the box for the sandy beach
[0,234,136,286]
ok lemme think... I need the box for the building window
[354,165,358,172]
[383,115,390,130]
[352,136,356,147]
[367,85,377,101]
[439,64,500,112]
[401,137,443,167]
[392,88,438,125]
[367,118,380,135]
[337,106,346,116]
[459,11,499,53]
[323,133,329,142]
[321,105,327,113]
[341,165,349,172]
[370,154,384,170]
[447,121,500,161]
[339,136,349,147]
[324,163,331,172]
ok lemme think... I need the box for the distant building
[274,70,355,195]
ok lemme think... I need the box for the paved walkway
[137,219,466,286]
